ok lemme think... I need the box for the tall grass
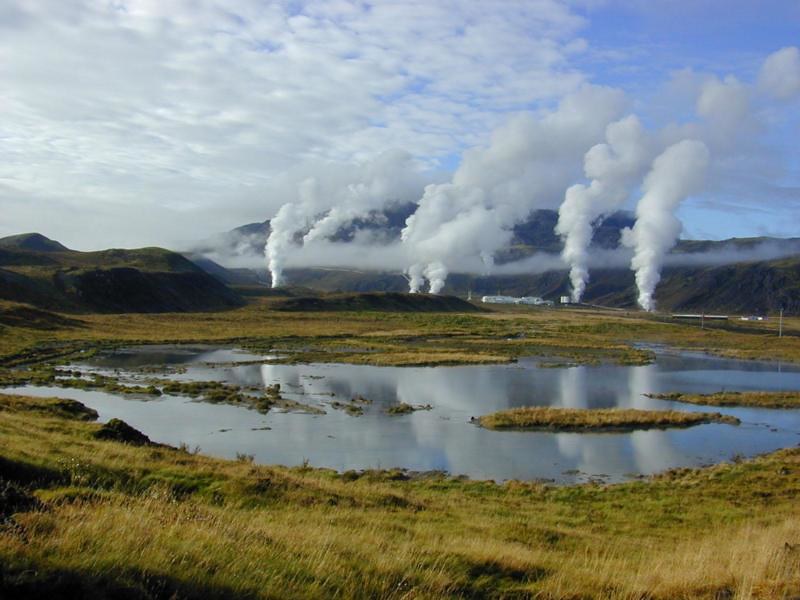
[1,392,799,598]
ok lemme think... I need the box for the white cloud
[0,0,588,249]
[758,46,800,100]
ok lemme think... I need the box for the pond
[7,345,800,483]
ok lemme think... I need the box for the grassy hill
[0,234,243,313]
[270,291,484,312]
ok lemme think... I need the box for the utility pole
[779,307,784,338]
[701,311,704,330]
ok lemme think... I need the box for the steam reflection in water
[6,349,800,483]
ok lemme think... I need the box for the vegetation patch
[270,291,484,313]
[330,401,364,416]
[477,406,740,431]
[0,391,799,598]
[0,393,98,421]
[92,418,151,445]
[386,402,433,415]
[647,390,800,409]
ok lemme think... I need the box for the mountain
[190,208,799,314]
[0,232,70,253]
[277,260,800,314]
[0,234,243,313]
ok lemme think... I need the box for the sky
[1,0,799,250]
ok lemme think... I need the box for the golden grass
[1,392,799,598]
[2,298,799,370]
[477,406,740,431]
[648,390,800,409]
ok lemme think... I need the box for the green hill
[0,234,243,313]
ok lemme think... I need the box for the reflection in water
[558,367,587,409]
[5,348,800,483]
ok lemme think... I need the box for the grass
[0,391,798,598]
[2,298,799,371]
[477,406,740,431]
[1,299,800,596]
[647,390,800,409]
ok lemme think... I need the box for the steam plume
[400,84,627,292]
[623,140,710,311]
[406,263,424,293]
[555,115,652,302]
[424,261,448,294]
[265,153,427,287]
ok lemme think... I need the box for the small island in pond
[646,391,800,409]
[476,406,740,432]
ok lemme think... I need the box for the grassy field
[476,407,740,431]
[647,391,800,409]
[1,392,799,599]
[1,298,799,370]
[1,298,799,598]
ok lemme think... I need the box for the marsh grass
[478,406,740,431]
[2,299,798,372]
[0,392,798,598]
[648,390,800,409]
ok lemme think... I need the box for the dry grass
[648,390,800,409]
[2,298,798,370]
[478,406,740,431]
[0,392,798,598]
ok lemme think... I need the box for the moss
[92,419,151,445]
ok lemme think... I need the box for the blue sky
[0,0,798,249]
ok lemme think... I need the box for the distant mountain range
[187,208,800,314]
[2,205,799,315]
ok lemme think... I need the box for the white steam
[265,152,428,287]
[623,140,710,311]
[400,84,627,293]
[555,115,652,302]
[254,48,798,297]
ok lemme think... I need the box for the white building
[481,295,552,306]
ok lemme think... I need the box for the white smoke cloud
[623,139,710,311]
[555,115,653,301]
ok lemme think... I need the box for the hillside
[188,209,800,314]
[0,234,243,313]
[271,291,484,312]
[279,260,800,314]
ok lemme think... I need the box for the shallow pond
[7,346,800,483]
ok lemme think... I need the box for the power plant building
[481,295,553,306]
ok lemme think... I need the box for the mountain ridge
[0,234,243,313]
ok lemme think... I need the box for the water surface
[8,346,800,483]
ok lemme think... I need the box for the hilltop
[0,234,243,313]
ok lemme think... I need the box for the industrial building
[481,295,554,306]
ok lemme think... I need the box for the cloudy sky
[1,0,799,250]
